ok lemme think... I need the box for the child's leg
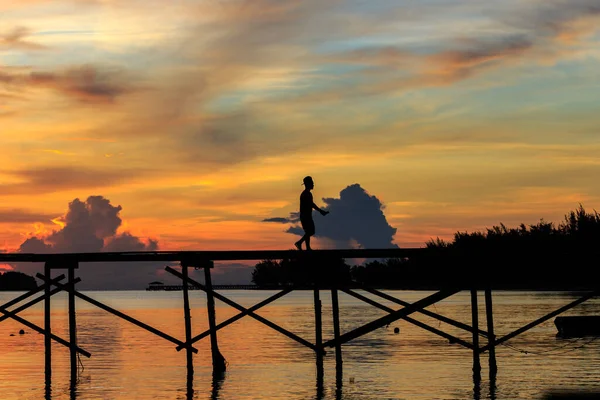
[295,235,306,250]
[305,234,312,250]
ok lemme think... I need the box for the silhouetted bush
[0,271,38,291]
[251,205,600,290]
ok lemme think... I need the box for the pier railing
[0,248,597,393]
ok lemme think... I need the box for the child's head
[303,176,314,189]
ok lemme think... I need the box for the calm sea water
[1,290,599,400]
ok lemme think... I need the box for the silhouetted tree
[251,257,351,287]
[251,260,282,287]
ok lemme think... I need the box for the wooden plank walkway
[0,248,421,263]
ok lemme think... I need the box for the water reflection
[210,371,225,400]
[489,374,497,400]
[45,376,51,400]
[335,373,343,400]
[69,380,77,400]
[316,356,324,400]
[473,378,481,400]
[472,373,497,400]
[186,370,194,400]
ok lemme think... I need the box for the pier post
[68,264,78,384]
[313,287,324,384]
[182,265,194,377]
[44,262,52,386]
[331,287,343,383]
[470,289,481,382]
[484,288,497,378]
[204,265,227,374]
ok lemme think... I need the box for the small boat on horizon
[554,316,600,338]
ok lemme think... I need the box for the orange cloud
[0,166,152,195]
[0,26,46,50]
[0,263,14,271]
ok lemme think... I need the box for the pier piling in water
[68,263,79,384]
[470,289,481,382]
[331,287,343,383]
[313,286,324,383]
[44,262,52,385]
[182,265,194,376]
[203,263,227,374]
[485,288,497,378]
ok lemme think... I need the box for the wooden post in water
[313,287,324,383]
[331,287,343,382]
[44,262,52,385]
[68,264,78,384]
[484,288,497,378]
[470,289,481,382]
[204,265,227,374]
[182,265,194,377]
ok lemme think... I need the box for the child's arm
[312,202,329,216]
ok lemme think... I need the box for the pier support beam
[331,288,343,384]
[182,265,194,377]
[485,288,497,378]
[204,266,227,375]
[313,287,324,384]
[44,263,52,386]
[68,264,78,385]
[470,289,481,382]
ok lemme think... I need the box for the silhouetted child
[295,176,329,250]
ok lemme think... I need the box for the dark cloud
[436,35,533,67]
[1,64,134,104]
[427,34,534,83]
[15,196,162,290]
[263,216,296,224]
[0,166,148,195]
[180,111,267,165]
[498,0,600,39]
[0,209,54,223]
[28,64,133,103]
[266,184,398,249]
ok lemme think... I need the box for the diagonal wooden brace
[176,288,293,351]
[37,273,199,354]
[342,288,475,350]
[358,285,489,337]
[165,266,320,353]
[480,290,599,353]
[0,277,91,358]
[323,289,461,348]
[0,278,81,324]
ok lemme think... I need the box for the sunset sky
[2,0,600,281]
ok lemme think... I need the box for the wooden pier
[0,248,597,394]
[146,284,261,290]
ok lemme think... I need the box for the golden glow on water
[1,291,600,399]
